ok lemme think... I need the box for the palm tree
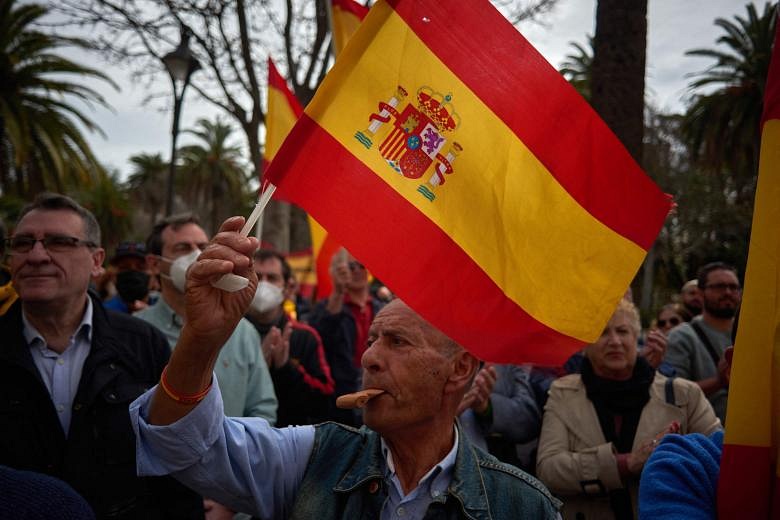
[559,36,594,101]
[0,0,116,198]
[682,2,776,194]
[125,153,168,230]
[177,117,251,234]
[73,168,132,252]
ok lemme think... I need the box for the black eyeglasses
[5,234,97,254]
[704,283,741,292]
[658,317,681,328]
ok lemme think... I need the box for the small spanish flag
[266,58,342,298]
[265,58,303,162]
[718,10,780,518]
[329,0,369,57]
[266,0,671,365]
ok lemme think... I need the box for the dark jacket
[0,295,203,519]
[246,312,335,427]
[308,297,384,425]
[290,422,561,519]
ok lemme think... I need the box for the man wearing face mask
[137,215,278,519]
[103,241,153,314]
[136,214,277,422]
[245,249,335,427]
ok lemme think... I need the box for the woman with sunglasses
[655,303,685,335]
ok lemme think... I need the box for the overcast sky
[72,0,747,178]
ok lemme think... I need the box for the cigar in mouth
[336,389,385,409]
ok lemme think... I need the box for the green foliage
[70,169,133,253]
[559,35,594,100]
[125,152,168,231]
[177,117,252,235]
[644,111,750,290]
[682,2,776,183]
[0,0,116,198]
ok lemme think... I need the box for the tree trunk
[591,0,650,313]
[590,0,647,165]
[262,199,291,252]
[289,204,312,253]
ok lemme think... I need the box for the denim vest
[290,422,560,519]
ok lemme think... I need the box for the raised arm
[149,216,259,426]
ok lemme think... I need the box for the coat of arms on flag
[356,86,463,201]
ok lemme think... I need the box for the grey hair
[17,192,101,246]
[615,298,642,336]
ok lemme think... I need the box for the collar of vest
[333,423,491,519]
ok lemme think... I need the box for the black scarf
[580,356,655,520]
[581,355,654,451]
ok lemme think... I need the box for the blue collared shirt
[135,298,278,422]
[381,428,457,519]
[24,298,93,435]
[130,379,458,520]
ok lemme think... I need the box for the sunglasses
[658,317,681,328]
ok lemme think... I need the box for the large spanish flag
[266,0,671,365]
[329,0,369,57]
[718,11,780,518]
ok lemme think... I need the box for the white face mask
[250,281,284,313]
[165,249,201,293]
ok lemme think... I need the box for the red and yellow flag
[266,0,671,365]
[308,0,370,299]
[718,11,780,518]
[329,0,369,57]
[265,58,303,164]
[266,57,342,298]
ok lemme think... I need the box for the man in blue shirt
[131,216,560,519]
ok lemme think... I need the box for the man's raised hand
[181,216,259,357]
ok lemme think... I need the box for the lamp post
[162,27,201,216]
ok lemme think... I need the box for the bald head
[376,299,462,357]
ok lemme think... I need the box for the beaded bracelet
[159,365,212,405]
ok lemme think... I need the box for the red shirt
[344,293,373,368]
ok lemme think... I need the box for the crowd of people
[0,193,741,519]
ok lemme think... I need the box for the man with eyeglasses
[244,249,335,427]
[0,193,203,518]
[666,262,741,423]
[308,247,386,426]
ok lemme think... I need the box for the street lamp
[162,27,201,215]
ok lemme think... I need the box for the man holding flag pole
[129,0,672,518]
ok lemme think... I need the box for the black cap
[111,241,146,265]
